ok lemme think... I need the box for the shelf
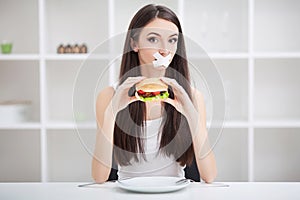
[28,120,292,130]
[188,52,249,59]
[46,121,96,130]
[2,52,300,61]
[254,120,300,128]
[6,120,297,130]
[0,54,39,60]
[0,122,41,130]
[222,121,249,128]
[253,52,300,59]
[211,120,300,128]
[45,54,109,61]
[45,54,89,61]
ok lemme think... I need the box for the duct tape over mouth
[152,52,172,68]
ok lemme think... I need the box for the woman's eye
[169,38,178,44]
[147,37,158,43]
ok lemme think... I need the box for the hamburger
[135,78,169,102]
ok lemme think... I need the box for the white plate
[117,176,190,193]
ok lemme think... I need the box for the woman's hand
[109,76,145,116]
[160,77,198,120]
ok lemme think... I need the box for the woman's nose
[158,48,170,57]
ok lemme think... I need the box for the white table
[0,182,299,200]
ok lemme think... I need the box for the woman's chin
[153,66,167,70]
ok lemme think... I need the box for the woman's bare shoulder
[97,86,115,97]
[96,86,115,107]
[191,87,205,103]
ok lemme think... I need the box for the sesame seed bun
[135,78,167,92]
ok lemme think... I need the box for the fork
[175,178,194,185]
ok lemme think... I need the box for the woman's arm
[188,89,217,183]
[160,77,217,183]
[92,87,116,183]
[92,76,145,183]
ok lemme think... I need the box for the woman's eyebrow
[147,32,161,37]
[147,32,179,37]
[169,33,178,38]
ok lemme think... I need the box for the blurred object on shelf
[72,44,80,53]
[64,44,72,53]
[0,100,32,123]
[79,44,88,53]
[1,40,13,54]
[74,112,86,122]
[57,44,65,54]
[57,43,88,54]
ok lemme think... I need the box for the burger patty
[137,90,166,98]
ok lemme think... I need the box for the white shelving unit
[0,0,300,182]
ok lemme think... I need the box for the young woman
[92,4,217,183]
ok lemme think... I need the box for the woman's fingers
[160,77,189,98]
[160,77,182,92]
[111,76,146,112]
[125,76,146,97]
[161,97,176,107]
[116,76,144,92]
[127,85,136,97]
[128,96,141,104]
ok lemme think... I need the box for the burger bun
[135,78,167,92]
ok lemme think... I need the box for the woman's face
[134,18,179,69]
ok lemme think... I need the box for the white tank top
[117,117,185,179]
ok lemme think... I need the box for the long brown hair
[114,4,194,166]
